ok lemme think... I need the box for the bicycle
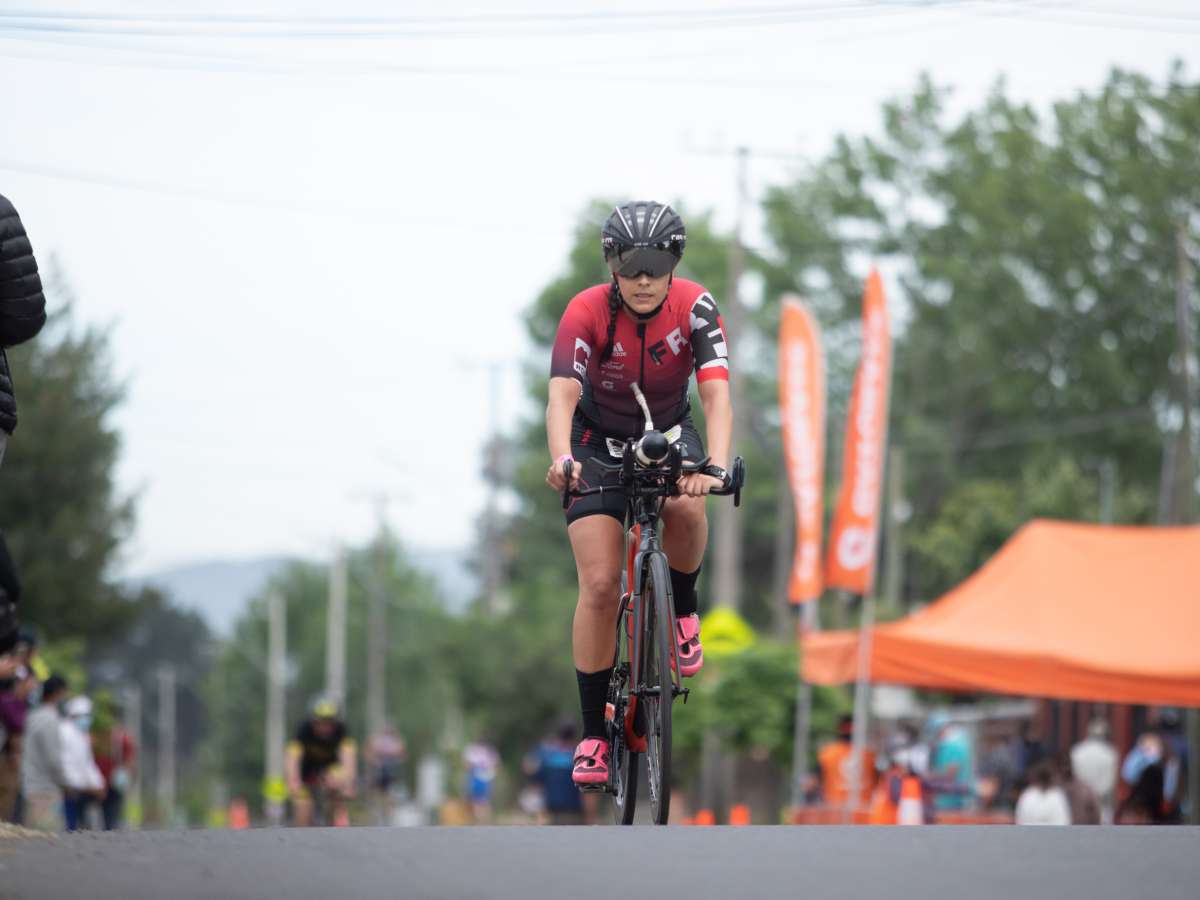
[562,386,744,825]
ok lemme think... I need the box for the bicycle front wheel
[641,553,675,825]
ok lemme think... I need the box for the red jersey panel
[550,278,729,437]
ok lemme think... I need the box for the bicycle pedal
[678,687,691,704]
[577,783,608,794]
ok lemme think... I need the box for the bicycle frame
[620,486,684,756]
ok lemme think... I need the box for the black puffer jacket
[0,194,47,435]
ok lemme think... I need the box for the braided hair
[599,279,621,363]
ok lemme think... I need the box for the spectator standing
[462,740,500,824]
[0,192,48,468]
[89,698,136,830]
[60,696,104,831]
[817,714,876,810]
[1059,753,1100,825]
[1117,732,1168,824]
[978,732,1019,811]
[0,664,35,820]
[525,722,585,826]
[365,722,406,825]
[1014,760,1071,825]
[929,714,973,812]
[1071,718,1118,823]
[20,673,69,830]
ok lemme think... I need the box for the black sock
[576,667,614,739]
[670,565,701,618]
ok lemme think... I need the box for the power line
[0,2,970,38]
[0,157,565,235]
[0,2,982,86]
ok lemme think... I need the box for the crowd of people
[0,633,137,832]
[811,709,1190,826]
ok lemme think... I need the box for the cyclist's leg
[292,788,314,827]
[661,414,709,590]
[660,495,706,574]
[660,498,706,675]
[567,514,624,674]
[566,513,623,784]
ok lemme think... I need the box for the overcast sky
[1,0,1196,575]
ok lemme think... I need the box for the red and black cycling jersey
[550,278,730,437]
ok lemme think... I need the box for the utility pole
[156,664,176,827]
[265,591,286,826]
[366,497,390,740]
[711,145,750,611]
[325,546,348,708]
[123,683,142,828]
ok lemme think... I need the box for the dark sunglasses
[607,244,680,279]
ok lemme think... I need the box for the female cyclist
[544,201,733,786]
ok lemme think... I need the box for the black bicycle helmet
[601,201,686,278]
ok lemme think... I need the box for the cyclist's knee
[578,570,621,610]
[663,494,706,527]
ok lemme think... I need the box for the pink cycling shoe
[572,738,610,786]
[676,614,704,677]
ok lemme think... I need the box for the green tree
[760,65,1199,600]
[0,268,137,641]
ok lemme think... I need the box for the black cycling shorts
[563,412,706,526]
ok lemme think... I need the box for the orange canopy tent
[803,520,1200,706]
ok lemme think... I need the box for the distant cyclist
[544,201,733,786]
[286,697,356,827]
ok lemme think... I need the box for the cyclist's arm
[697,379,732,471]
[546,377,582,461]
[338,739,358,783]
[286,741,303,789]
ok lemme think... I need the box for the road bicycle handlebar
[561,449,745,510]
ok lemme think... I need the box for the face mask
[73,715,92,732]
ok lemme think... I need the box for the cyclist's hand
[677,473,724,497]
[545,456,581,492]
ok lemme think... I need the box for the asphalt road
[2,825,1197,900]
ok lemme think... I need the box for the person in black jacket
[0,193,46,654]
[0,192,47,462]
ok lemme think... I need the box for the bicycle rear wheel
[641,553,675,825]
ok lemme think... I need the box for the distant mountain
[132,548,476,637]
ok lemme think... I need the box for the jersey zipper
[636,322,647,389]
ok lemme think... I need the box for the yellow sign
[700,608,757,659]
[262,776,288,804]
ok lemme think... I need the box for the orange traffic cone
[897,776,924,826]
[228,798,250,830]
[729,804,751,826]
[694,809,716,826]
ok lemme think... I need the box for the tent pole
[792,599,820,812]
